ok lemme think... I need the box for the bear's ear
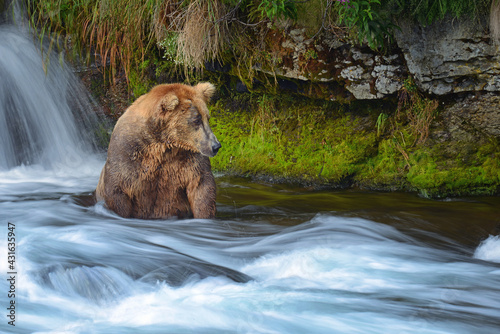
[194,82,216,103]
[158,94,179,115]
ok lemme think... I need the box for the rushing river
[1,167,500,334]
[1,10,500,334]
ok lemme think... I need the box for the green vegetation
[256,0,298,20]
[210,94,377,184]
[334,0,398,50]
[27,0,495,82]
[27,0,165,82]
[385,0,491,25]
[26,0,302,82]
[210,92,499,197]
[326,0,491,50]
[355,78,499,197]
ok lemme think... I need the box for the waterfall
[0,4,105,171]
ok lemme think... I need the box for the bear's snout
[212,141,222,155]
[200,135,221,158]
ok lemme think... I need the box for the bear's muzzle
[212,141,222,156]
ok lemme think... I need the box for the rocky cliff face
[394,18,500,96]
[245,16,500,142]
[253,27,408,101]
[256,17,499,100]
[391,17,500,144]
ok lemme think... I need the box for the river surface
[1,11,500,334]
[1,164,500,334]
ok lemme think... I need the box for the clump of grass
[160,0,231,74]
[376,113,388,137]
[27,0,167,83]
[27,0,302,84]
[397,78,439,146]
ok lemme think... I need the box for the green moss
[93,122,112,150]
[210,93,378,185]
[128,60,155,98]
[405,140,500,197]
[209,91,500,197]
[355,139,408,190]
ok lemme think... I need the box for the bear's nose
[212,142,222,155]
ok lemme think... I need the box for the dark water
[1,8,500,334]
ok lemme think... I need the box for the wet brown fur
[96,82,219,219]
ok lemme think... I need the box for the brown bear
[95,82,221,219]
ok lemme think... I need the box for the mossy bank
[207,90,500,198]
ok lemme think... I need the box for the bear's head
[147,82,221,157]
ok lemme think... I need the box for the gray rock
[394,17,500,95]
[442,93,500,138]
[269,29,407,99]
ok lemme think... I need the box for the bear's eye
[193,115,203,127]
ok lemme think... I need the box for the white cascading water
[0,5,103,171]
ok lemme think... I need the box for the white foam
[0,158,104,196]
[101,277,244,330]
[474,235,500,263]
[242,246,407,292]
